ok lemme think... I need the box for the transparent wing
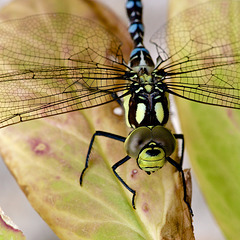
[0,13,130,128]
[151,0,240,109]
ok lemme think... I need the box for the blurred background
[0,0,225,239]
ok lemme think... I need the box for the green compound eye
[124,126,152,159]
[151,126,176,157]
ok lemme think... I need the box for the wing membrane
[151,0,240,109]
[0,13,129,128]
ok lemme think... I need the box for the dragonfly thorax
[123,78,169,128]
[124,46,170,129]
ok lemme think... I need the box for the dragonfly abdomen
[126,0,154,73]
[126,0,144,47]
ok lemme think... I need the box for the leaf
[0,0,194,239]
[0,207,25,240]
[170,0,240,239]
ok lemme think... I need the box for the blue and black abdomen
[126,0,154,71]
[126,0,144,47]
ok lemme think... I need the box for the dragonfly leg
[112,155,136,209]
[167,157,193,216]
[174,133,184,166]
[111,92,122,106]
[80,131,126,185]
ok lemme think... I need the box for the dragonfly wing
[151,1,240,109]
[0,13,129,128]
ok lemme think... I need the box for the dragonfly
[0,0,239,214]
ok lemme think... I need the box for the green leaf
[170,0,240,239]
[176,101,240,239]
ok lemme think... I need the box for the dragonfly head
[137,142,166,172]
[124,126,176,173]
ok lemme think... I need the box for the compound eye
[152,126,176,157]
[124,127,152,159]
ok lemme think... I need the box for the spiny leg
[173,134,192,214]
[112,155,136,209]
[167,157,193,216]
[80,131,126,185]
[174,133,184,166]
